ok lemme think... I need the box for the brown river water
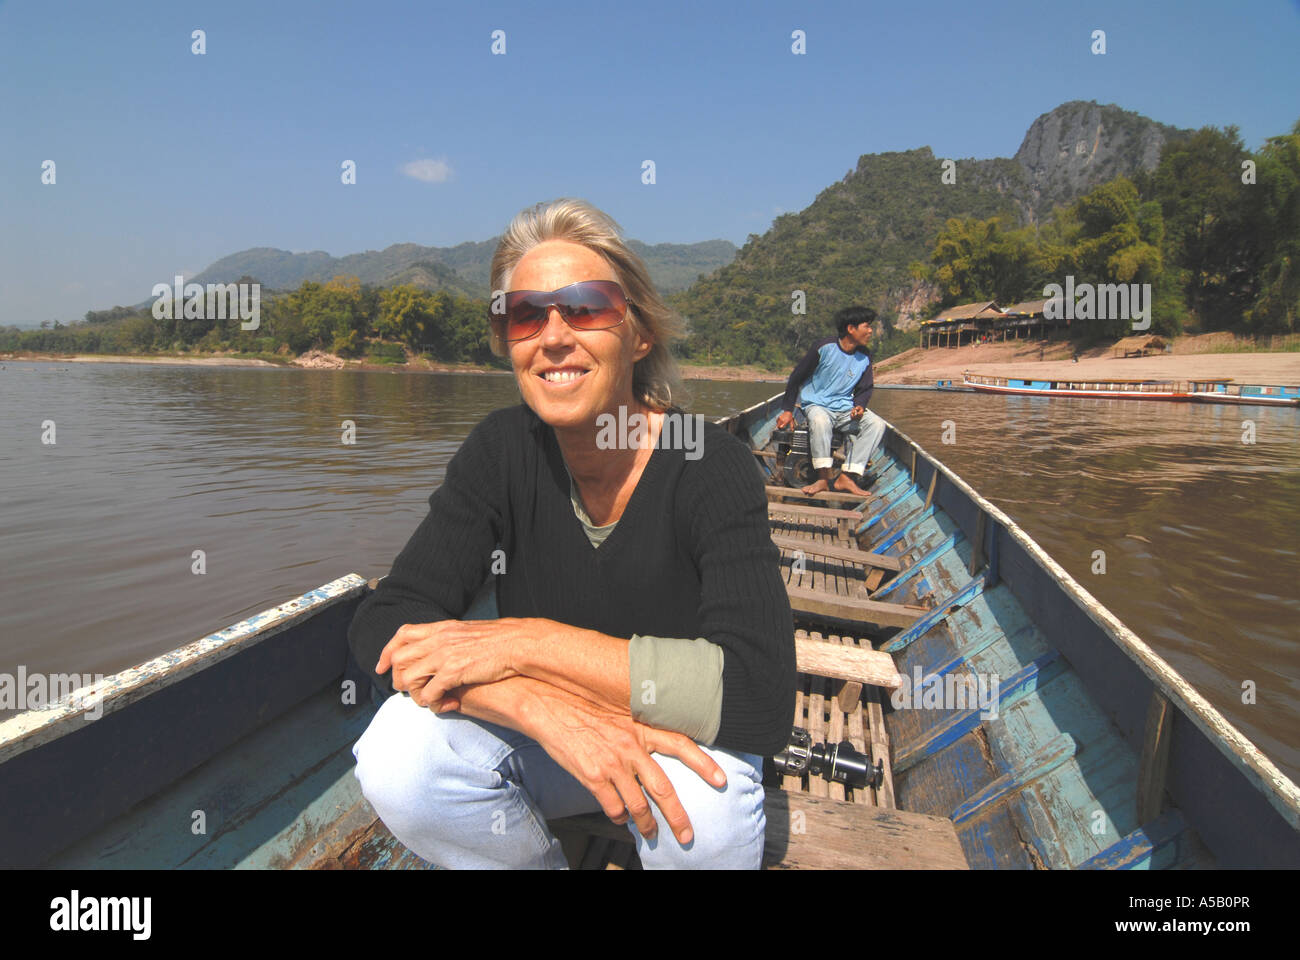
[1,362,1296,783]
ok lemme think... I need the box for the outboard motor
[771,406,844,488]
[771,407,816,488]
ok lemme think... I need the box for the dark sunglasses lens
[502,292,548,341]
[558,282,626,330]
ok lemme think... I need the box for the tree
[1243,120,1300,333]
[1153,126,1255,329]
[376,284,433,346]
[1051,178,1166,337]
[117,314,157,352]
[84,305,136,325]
[923,216,1039,305]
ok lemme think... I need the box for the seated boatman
[775,306,886,497]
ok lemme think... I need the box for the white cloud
[401,157,453,183]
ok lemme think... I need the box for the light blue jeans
[352,691,767,869]
[805,404,885,474]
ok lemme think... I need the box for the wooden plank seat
[794,632,901,690]
[770,534,902,572]
[786,584,927,628]
[763,792,966,868]
[768,502,864,540]
[765,485,869,505]
[549,792,967,870]
[768,502,862,522]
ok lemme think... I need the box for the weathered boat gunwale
[0,575,371,867]
[0,574,370,768]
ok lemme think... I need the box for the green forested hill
[671,101,1194,367]
[671,148,1020,367]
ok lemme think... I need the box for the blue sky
[2,0,1297,327]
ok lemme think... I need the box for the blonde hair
[489,198,687,411]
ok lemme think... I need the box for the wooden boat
[964,371,1300,407]
[963,371,1223,401]
[4,392,1298,869]
[1188,379,1300,407]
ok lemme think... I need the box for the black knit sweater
[346,402,796,757]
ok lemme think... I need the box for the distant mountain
[187,237,738,298]
[671,100,1194,350]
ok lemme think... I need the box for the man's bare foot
[800,477,830,496]
[832,473,872,497]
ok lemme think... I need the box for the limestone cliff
[1003,100,1188,224]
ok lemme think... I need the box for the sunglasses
[491,280,633,343]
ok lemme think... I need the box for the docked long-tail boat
[963,371,1215,401]
[963,371,1300,407]
[3,392,1298,869]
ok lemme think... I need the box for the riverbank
[873,333,1300,385]
[7,332,1298,385]
[2,352,283,368]
[0,350,511,374]
[1,349,787,381]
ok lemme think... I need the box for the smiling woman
[346,198,795,869]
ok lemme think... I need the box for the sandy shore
[874,339,1300,386]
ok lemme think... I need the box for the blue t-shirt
[782,337,873,413]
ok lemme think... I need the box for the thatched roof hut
[922,301,1004,325]
[1111,335,1167,357]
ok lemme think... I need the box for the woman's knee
[352,696,495,830]
[352,697,570,868]
[636,749,766,869]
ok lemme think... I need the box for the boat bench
[548,791,968,870]
[768,502,864,541]
[765,484,867,506]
